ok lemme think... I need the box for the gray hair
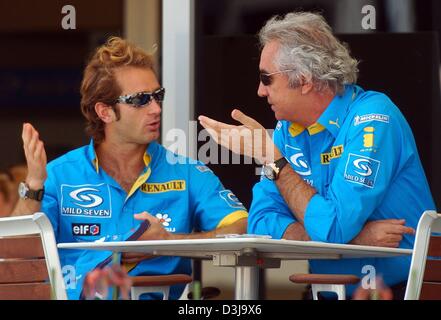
[259,12,358,94]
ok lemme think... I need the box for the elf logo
[72,223,101,236]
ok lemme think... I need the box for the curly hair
[259,12,358,94]
[80,36,155,143]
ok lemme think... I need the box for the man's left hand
[198,109,281,163]
[121,211,173,264]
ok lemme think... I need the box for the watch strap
[274,157,288,172]
[27,188,45,201]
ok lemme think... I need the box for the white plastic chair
[0,212,67,299]
[405,210,441,300]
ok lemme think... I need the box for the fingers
[35,141,44,160]
[22,123,31,146]
[379,219,406,225]
[378,219,415,235]
[388,224,415,235]
[400,226,416,235]
[198,115,236,132]
[22,123,43,160]
[121,252,154,264]
[231,109,263,129]
[381,241,400,248]
[134,211,157,223]
[24,126,37,157]
[385,234,403,243]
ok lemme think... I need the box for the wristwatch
[18,182,45,201]
[263,157,289,181]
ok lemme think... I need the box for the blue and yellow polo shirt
[42,140,248,299]
[248,84,435,295]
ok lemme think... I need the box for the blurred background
[0,0,440,299]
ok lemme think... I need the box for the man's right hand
[351,219,415,248]
[22,123,47,189]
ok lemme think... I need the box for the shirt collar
[316,84,360,138]
[87,139,159,174]
[287,85,360,138]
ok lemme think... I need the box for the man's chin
[274,113,283,121]
[143,131,160,144]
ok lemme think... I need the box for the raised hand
[351,219,415,248]
[22,123,47,189]
[198,109,281,164]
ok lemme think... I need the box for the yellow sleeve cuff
[216,210,248,229]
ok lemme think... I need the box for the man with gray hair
[199,11,435,299]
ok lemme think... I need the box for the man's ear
[301,82,314,95]
[95,102,115,123]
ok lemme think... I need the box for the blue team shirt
[248,84,435,295]
[42,140,248,299]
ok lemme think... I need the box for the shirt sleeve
[273,120,287,155]
[248,176,297,239]
[304,104,410,243]
[189,162,248,232]
[41,167,61,234]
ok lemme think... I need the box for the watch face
[18,182,28,198]
[263,165,275,180]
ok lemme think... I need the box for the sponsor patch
[321,145,344,164]
[344,153,380,188]
[363,127,375,148]
[72,223,101,236]
[141,180,186,193]
[276,121,282,131]
[196,165,212,173]
[354,114,389,126]
[285,145,311,176]
[61,184,112,218]
[155,213,176,232]
[328,118,340,128]
[219,190,245,209]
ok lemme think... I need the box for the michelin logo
[61,184,112,218]
[354,114,389,126]
[344,153,380,188]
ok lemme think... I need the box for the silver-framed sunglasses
[115,87,165,107]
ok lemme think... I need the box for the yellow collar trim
[288,123,326,137]
[93,149,153,199]
[93,152,151,174]
[288,123,305,137]
[127,168,152,199]
[93,157,99,173]
[126,153,152,199]
[307,123,326,135]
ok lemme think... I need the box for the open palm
[198,109,279,164]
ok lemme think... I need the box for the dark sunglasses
[259,70,295,86]
[115,87,165,107]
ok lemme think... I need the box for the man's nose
[148,100,162,114]
[257,81,268,97]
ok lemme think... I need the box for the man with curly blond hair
[199,12,435,299]
[13,37,247,300]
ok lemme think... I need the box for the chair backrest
[405,210,441,300]
[0,213,66,300]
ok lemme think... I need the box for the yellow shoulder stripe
[216,210,248,229]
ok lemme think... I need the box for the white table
[58,238,412,299]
